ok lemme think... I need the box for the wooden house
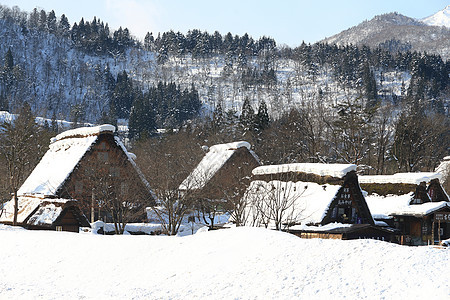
[360,173,450,245]
[13,124,153,222]
[178,141,260,227]
[179,141,260,199]
[0,195,90,232]
[245,163,394,241]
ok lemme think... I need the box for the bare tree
[133,130,203,235]
[0,103,45,225]
[85,150,151,234]
[247,173,307,231]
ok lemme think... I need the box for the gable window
[97,152,108,162]
[75,181,83,194]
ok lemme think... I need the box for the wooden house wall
[57,134,151,217]
[322,171,374,226]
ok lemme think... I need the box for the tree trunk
[13,190,18,226]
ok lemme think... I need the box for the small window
[56,226,63,232]
[97,152,108,162]
[75,181,83,194]
[110,167,120,177]
[121,182,128,196]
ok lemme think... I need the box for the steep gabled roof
[18,125,115,197]
[179,141,259,190]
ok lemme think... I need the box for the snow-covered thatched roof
[0,196,83,227]
[179,141,259,190]
[358,172,442,185]
[244,180,342,225]
[436,156,450,181]
[0,196,42,224]
[252,163,356,179]
[16,124,140,197]
[366,193,449,219]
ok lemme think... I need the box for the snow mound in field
[0,226,448,299]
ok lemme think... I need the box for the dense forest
[0,5,449,203]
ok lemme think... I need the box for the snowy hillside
[0,8,413,124]
[0,225,448,299]
[421,5,450,28]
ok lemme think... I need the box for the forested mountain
[0,4,448,175]
[322,8,450,60]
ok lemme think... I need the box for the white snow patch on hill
[421,5,450,28]
[0,225,448,299]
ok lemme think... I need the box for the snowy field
[0,225,448,299]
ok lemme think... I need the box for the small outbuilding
[0,195,90,232]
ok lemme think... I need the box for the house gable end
[322,172,374,226]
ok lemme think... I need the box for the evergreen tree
[111,71,134,119]
[240,97,255,132]
[128,93,157,140]
[47,10,57,34]
[58,14,70,37]
[255,100,270,132]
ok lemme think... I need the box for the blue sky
[1,0,448,46]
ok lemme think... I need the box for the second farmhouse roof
[252,163,357,179]
[17,124,150,197]
[244,163,373,226]
[358,172,442,185]
[179,141,259,190]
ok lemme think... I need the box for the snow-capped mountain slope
[421,5,450,28]
[322,12,450,60]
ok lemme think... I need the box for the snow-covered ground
[0,225,448,299]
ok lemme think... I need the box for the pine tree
[255,100,270,132]
[128,93,157,140]
[240,97,255,132]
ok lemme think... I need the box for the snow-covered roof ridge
[359,172,442,185]
[252,163,357,179]
[52,124,115,143]
[209,141,251,152]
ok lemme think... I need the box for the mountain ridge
[322,9,450,60]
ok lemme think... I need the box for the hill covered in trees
[0,4,448,179]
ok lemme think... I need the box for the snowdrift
[0,225,448,299]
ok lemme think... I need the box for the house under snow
[179,141,260,199]
[0,195,89,232]
[245,163,394,241]
[360,172,450,245]
[7,124,153,226]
